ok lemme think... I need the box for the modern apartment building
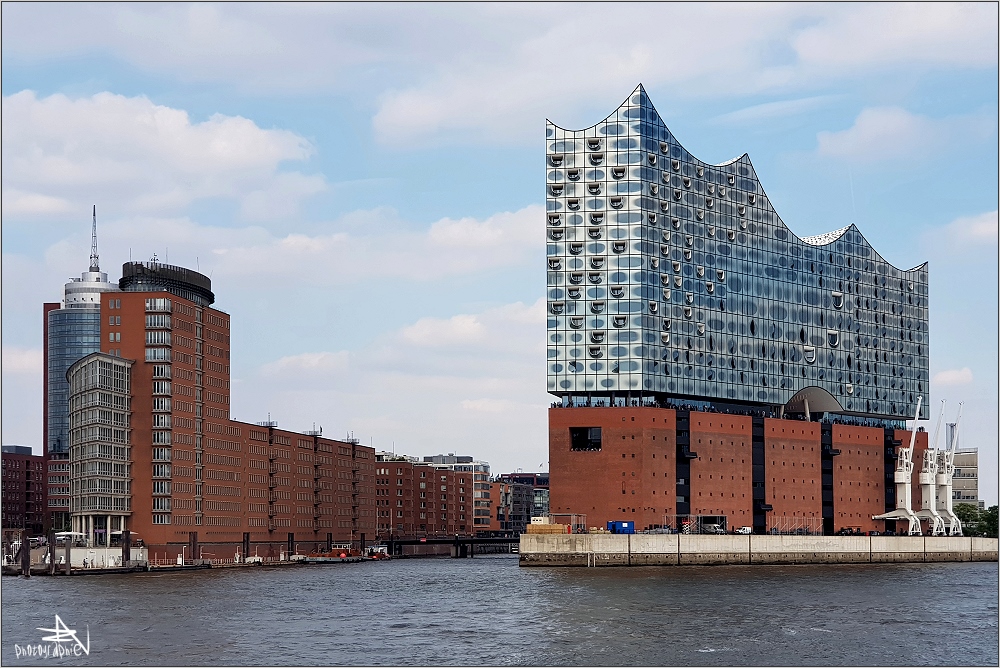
[63,260,377,559]
[546,86,933,535]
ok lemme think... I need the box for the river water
[2,556,997,666]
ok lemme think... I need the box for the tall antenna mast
[89,205,100,272]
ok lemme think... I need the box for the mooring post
[48,531,56,575]
[122,529,131,566]
[64,538,72,575]
[20,531,31,577]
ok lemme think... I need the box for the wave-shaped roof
[547,84,928,275]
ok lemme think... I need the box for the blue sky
[2,3,997,501]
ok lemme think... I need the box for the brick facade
[550,407,929,535]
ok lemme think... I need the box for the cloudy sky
[2,3,997,501]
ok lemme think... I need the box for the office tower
[44,208,118,530]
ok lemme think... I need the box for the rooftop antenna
[89,205,100,271]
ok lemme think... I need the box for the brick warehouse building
[545,87,932,535]
[63,260,378,560]
[372,456,475,538]
[2,446,47,540]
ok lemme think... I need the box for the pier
[519,534,1000,566]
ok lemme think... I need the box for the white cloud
[933,367,974,386]
[204,204,541,285]
[921,210,999,258]
[4,4,994,145]
[712,96,842,126]
[260,351,349,378]
[233,298,550,473]
[943,210,999,245]
[1,90,323,219]
[1,346,42,374]
[460,398,516,413]
[793,3,998,71]
[402,315,486,348]
[1,189,74,217]
[32,203,541,294]
[816,107,940,162]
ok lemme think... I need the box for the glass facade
[546,86,929,420]
[47,308,103,455]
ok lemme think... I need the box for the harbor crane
[936,403,964,536]
[873,396,923,535]
[914,400,947,535]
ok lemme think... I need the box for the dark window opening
[570,427,602,451]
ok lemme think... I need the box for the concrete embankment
[519,534,1000,567]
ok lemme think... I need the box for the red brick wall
[763,419,822,531]
[689,413,753,527]
[831,425,885,532]
[550,407,920,536]
[549,406,676,531]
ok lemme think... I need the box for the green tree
[979,505,999,539]
[954,503,981,535]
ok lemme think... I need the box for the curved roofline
[546,84,928,276]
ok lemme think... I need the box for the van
[735,526,753,535]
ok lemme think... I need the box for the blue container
[606,521,635,534]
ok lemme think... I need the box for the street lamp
[181,545,187,565]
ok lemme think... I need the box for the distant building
[951,449,983,510]
[489,481,534,534]
[422,454,492,530]
[2,445,46,539]
[496,472,550,520]
[373,453,483,536]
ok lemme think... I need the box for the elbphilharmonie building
[546,85,929,421]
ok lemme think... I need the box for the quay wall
[519,534,999,567]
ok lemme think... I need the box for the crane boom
[936,403,964,536]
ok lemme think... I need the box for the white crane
[936,403,964,536]
[914,400,946,535]
[873,396,923,535]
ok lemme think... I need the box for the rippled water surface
[2,556,997,666]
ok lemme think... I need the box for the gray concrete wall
[519,533,999,567]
